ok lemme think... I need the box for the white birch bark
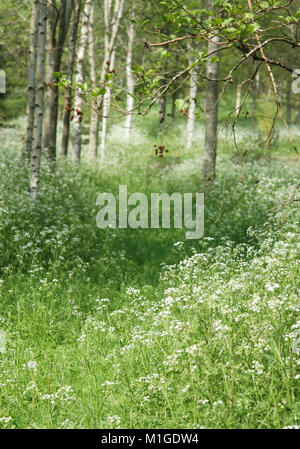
[88,4,99,158]
[286,78,292,126]
[186,59,198,149]
[252,71,259,128]
[203,33,220,184]
[24,0,39,161]
[100,49,116,159]
[124,15,135,139]
[235,83,242,118]
[30,0,47,200]
[72,0,93,163]
[97,0,124,158]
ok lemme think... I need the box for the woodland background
[0,0,299,429]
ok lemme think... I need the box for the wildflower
[106,415,121,429]
[77,334,86,343]
[0,417,12,424]
[198,399,209,405]
[265,282,280,292]
[213,400,223,406]
[27,361,37,372]
[174,241,184,247]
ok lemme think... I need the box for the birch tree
[72,0,93,163]
[124,14,135,140]
[203,33,220,185]
[286,78,292,126]
[61,0,82,158]
[186,50,198,149]
[158,92,166,133]
[43,1,57,159]
[90,0,124,159]
[43,0,72,162]
[252,71,259,128]
[88,3,98,158]
[235,83,242,118]
[100,49,116,158]
[30,0,47,200]
[23,0,39,161]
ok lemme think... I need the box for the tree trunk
[61,0,81,158]
[158,57,168,134]
[124,16,135,140]
[30,0,47,200]
[93,0,124,159]
[295,97,300,125]
[235,83,242,118]
[171,89,177,120]
[100,49,116,159]
[44,0,71,162]
[43,1,57,159]
[286,78,292,127]
[23,0,39,161]
[252,71,259,128]
[203,34,220,185]
[88,0,111,159]
[158,94,166,133]
[186,62,198,149]
[72,0,93,163]
[88,4,99,158]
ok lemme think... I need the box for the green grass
[0,116,299,429]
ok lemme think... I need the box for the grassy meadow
[0,110,299,429]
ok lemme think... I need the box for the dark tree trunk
[44,0,72,162]
[61,0,81,158]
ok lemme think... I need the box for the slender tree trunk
[171,54,179,121]
[252,71,259,128]
[23,0,39,161]
[72,0,93,163]
[235,83,242,118]
[203,34,220,185]
[88,0,111,159]
[43,1,57,159]
[295,97,300,124]
[61,0,81,158]
[171,89,177,120]
[100,50,116,158]
[158,57,168,134]
[88,4,99,158]
[93,0,124,159]
[286,78,292,126]
[30,0,47,200]
[44,0,71,162]
[125,16,135,139]
[186,63,198,149]
[158,94,166,133]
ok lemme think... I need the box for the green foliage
[0,117,299,428]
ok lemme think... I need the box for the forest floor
[0,114,299,429]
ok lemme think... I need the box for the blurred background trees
[1,0,300,197]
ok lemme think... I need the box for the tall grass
[0,116,299,428]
